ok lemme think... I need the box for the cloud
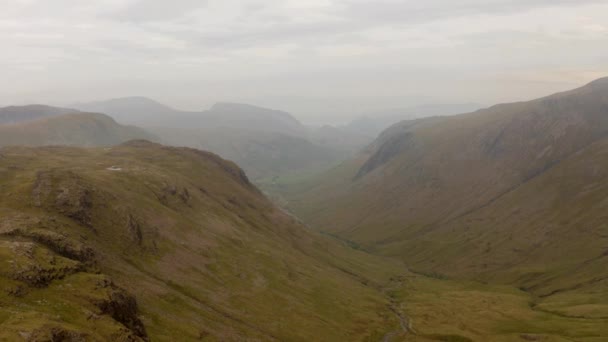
[0,0,606,122]
[109,0,209,22]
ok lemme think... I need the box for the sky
[1,0,607,124]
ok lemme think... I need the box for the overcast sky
[1,0,607,123]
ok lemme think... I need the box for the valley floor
[379,272,608,342]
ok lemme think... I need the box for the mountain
[0,112,157,147]
[73,97,184,126]
[344,103,483,138]
[0,141,405,341]
[281,78,608,324]
[158,127,343,180]
[74,98,305,135]
[200,102,307,137]
[0,104,77,125]
[73,98,367,182]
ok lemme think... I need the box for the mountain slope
[0,141,405,341]
[73,97,183,126]
[0,105,77,125]
[283,78,608,314]
[344,103,482,138]
[0,112,157,147]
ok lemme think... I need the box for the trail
[380,275,414,342]
[381,304,410,342]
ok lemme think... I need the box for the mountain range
[73,98,370,182]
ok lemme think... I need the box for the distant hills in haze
[72,97,479,182]
[74,97,305,134]
[0,106,157,147]
[0,104,77,125]
[343,103,483,138]
[73,98,372,181]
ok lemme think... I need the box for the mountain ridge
[0,104,78,125]
[0,112,157,147]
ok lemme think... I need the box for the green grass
[391,275,608,341]
[0,142,405,341]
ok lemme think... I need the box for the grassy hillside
[3,142,608,340]
[0,141,408,341]
[279,78,608,325]
[0,112,156,147]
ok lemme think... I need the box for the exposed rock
[89,278,148,341]
[126,214,143,246]
[2,228,95,264]
[27,325,89,342]
[0,241,82,287]
[32,171,94,228]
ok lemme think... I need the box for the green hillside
[0,141,407,341]
[274,78,608,338]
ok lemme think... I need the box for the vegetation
[0,141,405,341]
[271,78,608,340]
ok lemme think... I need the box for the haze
[1,0,607,123]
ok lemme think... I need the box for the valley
[265,78,608,341]
[3,79,608,341]
[3,1,608,340]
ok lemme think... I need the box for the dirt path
[381,275,413,342]
[381,307,410,342]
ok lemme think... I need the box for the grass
[0,142,406,341]
[391,275,608,341]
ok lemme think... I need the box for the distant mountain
[73,96,184,126]
[156,127,343,180]
[74,97,306,135]
[0,141,404,341]
[73,98,367,181]
[0,111,156,147]
[0,104,77,125]
[282,77,608,322]
[201,102,306,136]
[344,103,482,137]
[307,124,372,154]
